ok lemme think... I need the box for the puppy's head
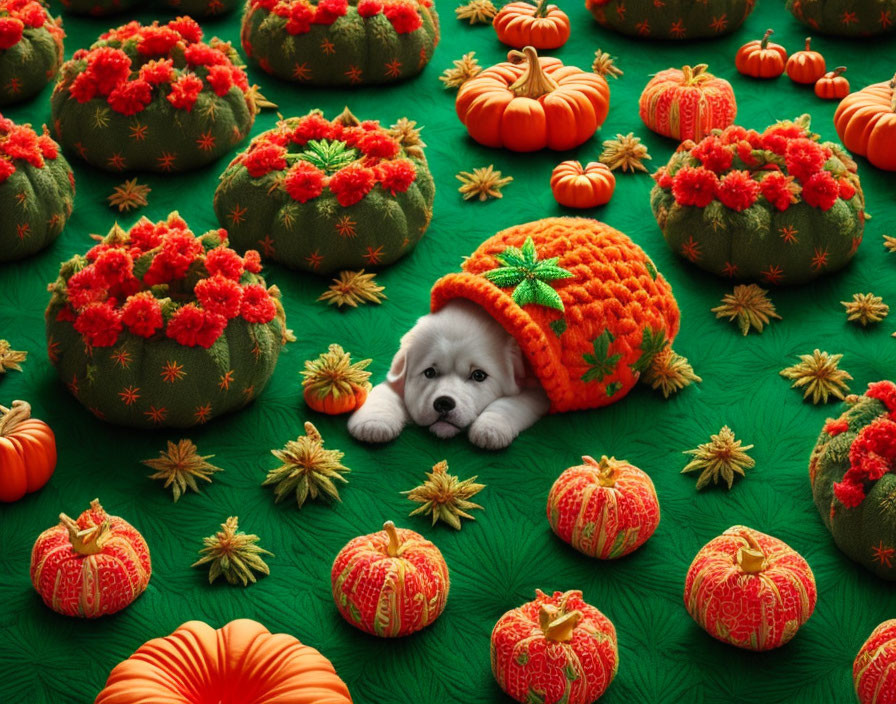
[387,300,524,438]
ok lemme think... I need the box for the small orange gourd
[786,37,826,84]
[815,67,850,100]
[735,29,787,79]
[550,161,615,209]
[0,400,56,503]
[493,0,570,50]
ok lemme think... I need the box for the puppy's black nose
[433,396,455,414]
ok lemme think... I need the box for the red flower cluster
[166,73,203,111]
[759,171,798,211]
[671,166,718,208]
[61,215,276,349]
[716,170,759,212]
[383,0,423,33]
[833,417,896,508]
[284,160,325,202]
[0,117,62,181]
[868,380,896,417]
[256,0,423,35]
[243,143,287,178]
[0,0,53,50]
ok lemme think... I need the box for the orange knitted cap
[430,218,680,413]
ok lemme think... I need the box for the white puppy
[347,299,549,450]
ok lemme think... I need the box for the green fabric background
[1,1,896,702]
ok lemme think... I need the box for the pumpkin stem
[829,66,847,78]
[539,603,583,641]
[0,400,32,436]
[583,455,619,487]
[803,36,812,51]
[383,521,401,557]
[680,64,712,86]
[508,46,559,99]
[737,546,766,573]
[59,501,111,556]
[890,73,896,112]
[532,0,549,17]
[760,29,774,49]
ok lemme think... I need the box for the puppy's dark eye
[423,367,437,379]
[471,369,488,382]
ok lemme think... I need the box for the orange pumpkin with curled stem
[493,0,570,50]
[0,400,56,503]
[815,67,850,100]
[786,37,826,84]
[550,162,615,209]
[735,29,787,79]
[456,46,610,152]
[301,344,372,415]
[834,74,896,171]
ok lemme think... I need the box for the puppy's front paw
[469,413,515,450]
[347,415,403,444]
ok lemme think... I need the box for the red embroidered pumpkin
[785,37,826,85]
[854,620,896,704]
[331,521,449,637]
[684,526,816,650]
[638,64,737,142]
[550,162,615,208]
[491,589,618,704]
[735,29,787,79]
[815,67,850,100]
[493,0,570,50]
[95,619,353,704]
[547,455,659,558]
[0,400,56,502]
[30,498,151,618]
[834,74,896,171]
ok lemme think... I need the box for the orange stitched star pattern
[712,285,781,336]
[143,439,223,502]
[780,350,852,404]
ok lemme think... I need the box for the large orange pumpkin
[456,46,610,152]
[30,498,151,618]
[638,64,737,142]
[94,619,353,704]
[684,526,816,651]
[785,37,826,85]
[735,29,787,79]
[815,67,850,100]
[331,521,449,637]
[834,74,896,171]
[493,0,570,50]
[854,620,896,704]
[0,400,56,502]
[550,162,615,209]
[547,455,660,559]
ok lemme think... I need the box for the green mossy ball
[809,382,896,580]
[786,0,896,37]
[214,109,435,274]
[586,0,755,39]
[0,5,64,106]
[59,0,240,16]
[58,0,143,15]
[240,0,439,86]
[166,0,242,15]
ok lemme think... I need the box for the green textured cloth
[2,1,896,702]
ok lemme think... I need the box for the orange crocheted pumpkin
[491,589,618,704]
[30,498,151,618]
[431,217,680,413]
[0,400,56,503]
[638,64,737,142]
[493,0,570,50]
[547,455,660,559]
[331,521,449,637]
[786,37,826,85]
[94,619,353,704]
[815,67,850,99]
[455,47,609,152]
[854,620,896,704]
[550,161,615,208]
[684,526,817,651]
[834,74,896,171]
[735,29,787,79]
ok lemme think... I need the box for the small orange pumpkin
[854,620,896,704]
[301,344,372,416]
[785,37,826,84]
[735,29,787,79]
[0,400,56,503]
[815,66,850,100]
[456,46,610,152]
[834,73,896,171]
[493,0,570,50]
[550,161,615,209]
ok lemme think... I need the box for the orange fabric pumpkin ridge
[735,29,787,78]
[786,37,826,84]
[550,161,615,208]
[0,400,55,502]
[834,74,896,171]
[493,0,570,50]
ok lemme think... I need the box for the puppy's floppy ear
[502,336,526,396]
[386,330,413,396]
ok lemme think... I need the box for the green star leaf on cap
[484,237,573,311]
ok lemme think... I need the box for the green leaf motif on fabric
[632,326,668,375]
[644,257,658,281]
[581,522,595,540]
[296,139,358,174]
[582,330,622,383]
[606,381,623,398]
[550,318,567,337]
[608,528,639,559]
[564,663,579,681]
[515,651,529,666]
[349,602,362,623]
[484,237,573,312]
[526,689,547,704]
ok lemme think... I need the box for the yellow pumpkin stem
[680,64,713,86]
[737,547,766,573]
[508,46,559,99]
[760,28,774,50]
[583,455,619,487]
[539,603,583,642]
[383,521,401,557]
[0,400,32,436]
[803,37,812,52]
[60,500,111,556]
[533,0,549,17]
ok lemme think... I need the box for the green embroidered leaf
[296,139,358,173]
[564,663,579,681]
[644,257,658,281]
[526,689,547,704]
[549,318,567,337]
[608,528,639,558]
[493,246,528,269]
[582,330,622,383]
[606,381,623,397]
[484,237,573,312]
[532,280,564,311]
[349,602,362,623]
[484,267,526,288]
[515,651,529,666]
[512,279,541,308]
[631,326,668,374]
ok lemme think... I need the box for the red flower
[719,125,747,145]
[670,166,718,208]
[652,167,673,190]
[167,74,204,111]
[86,47,132,95]
[93,248,134,285]
[377,159,416,194]
[139,59,174,85]
[838,178,856,201]
[1,125,42,167]
[357,130,399,159]
[358,0,383,16]
[121,292,163,337]
[20,3,46,27]
[785,138,827,183]
[0,157,14,183]
[166,212,188,230]
[74,301,123,347]
[383,1,422,33]
[137,26,181,56]
[129,217,163,251]
[759,171,798,211]
[0,115,13,132]
[801,170,839,211]
[242,143,287,178]
[107,79,153,116]
[285,1,314,34]
[195,275,243,318]
[184,43,227,67]
[823,418,850,436]
[206,64,233,96]
[166,304,227,348]
[230,65,249,91]
[716,170,760,212]
[735,140,759,168]
[833,479,866,508]
[168,16,203,43]
[69,73,97,103]
[868,380,896,416]
[762,122,808,155]
[37,131,58,160]
[253,0,278,8]
[205,246,244,280]
[283,160,325,202]
[0,18,24,50]
[243,249,262,273]
[328,163,376,206]
[240,284,276,323]
[290,113,334,144]
[143,231,203,285]
[691,136,733,174]
[314,0,348,23]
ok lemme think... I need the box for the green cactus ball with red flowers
[0,0,64,105]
